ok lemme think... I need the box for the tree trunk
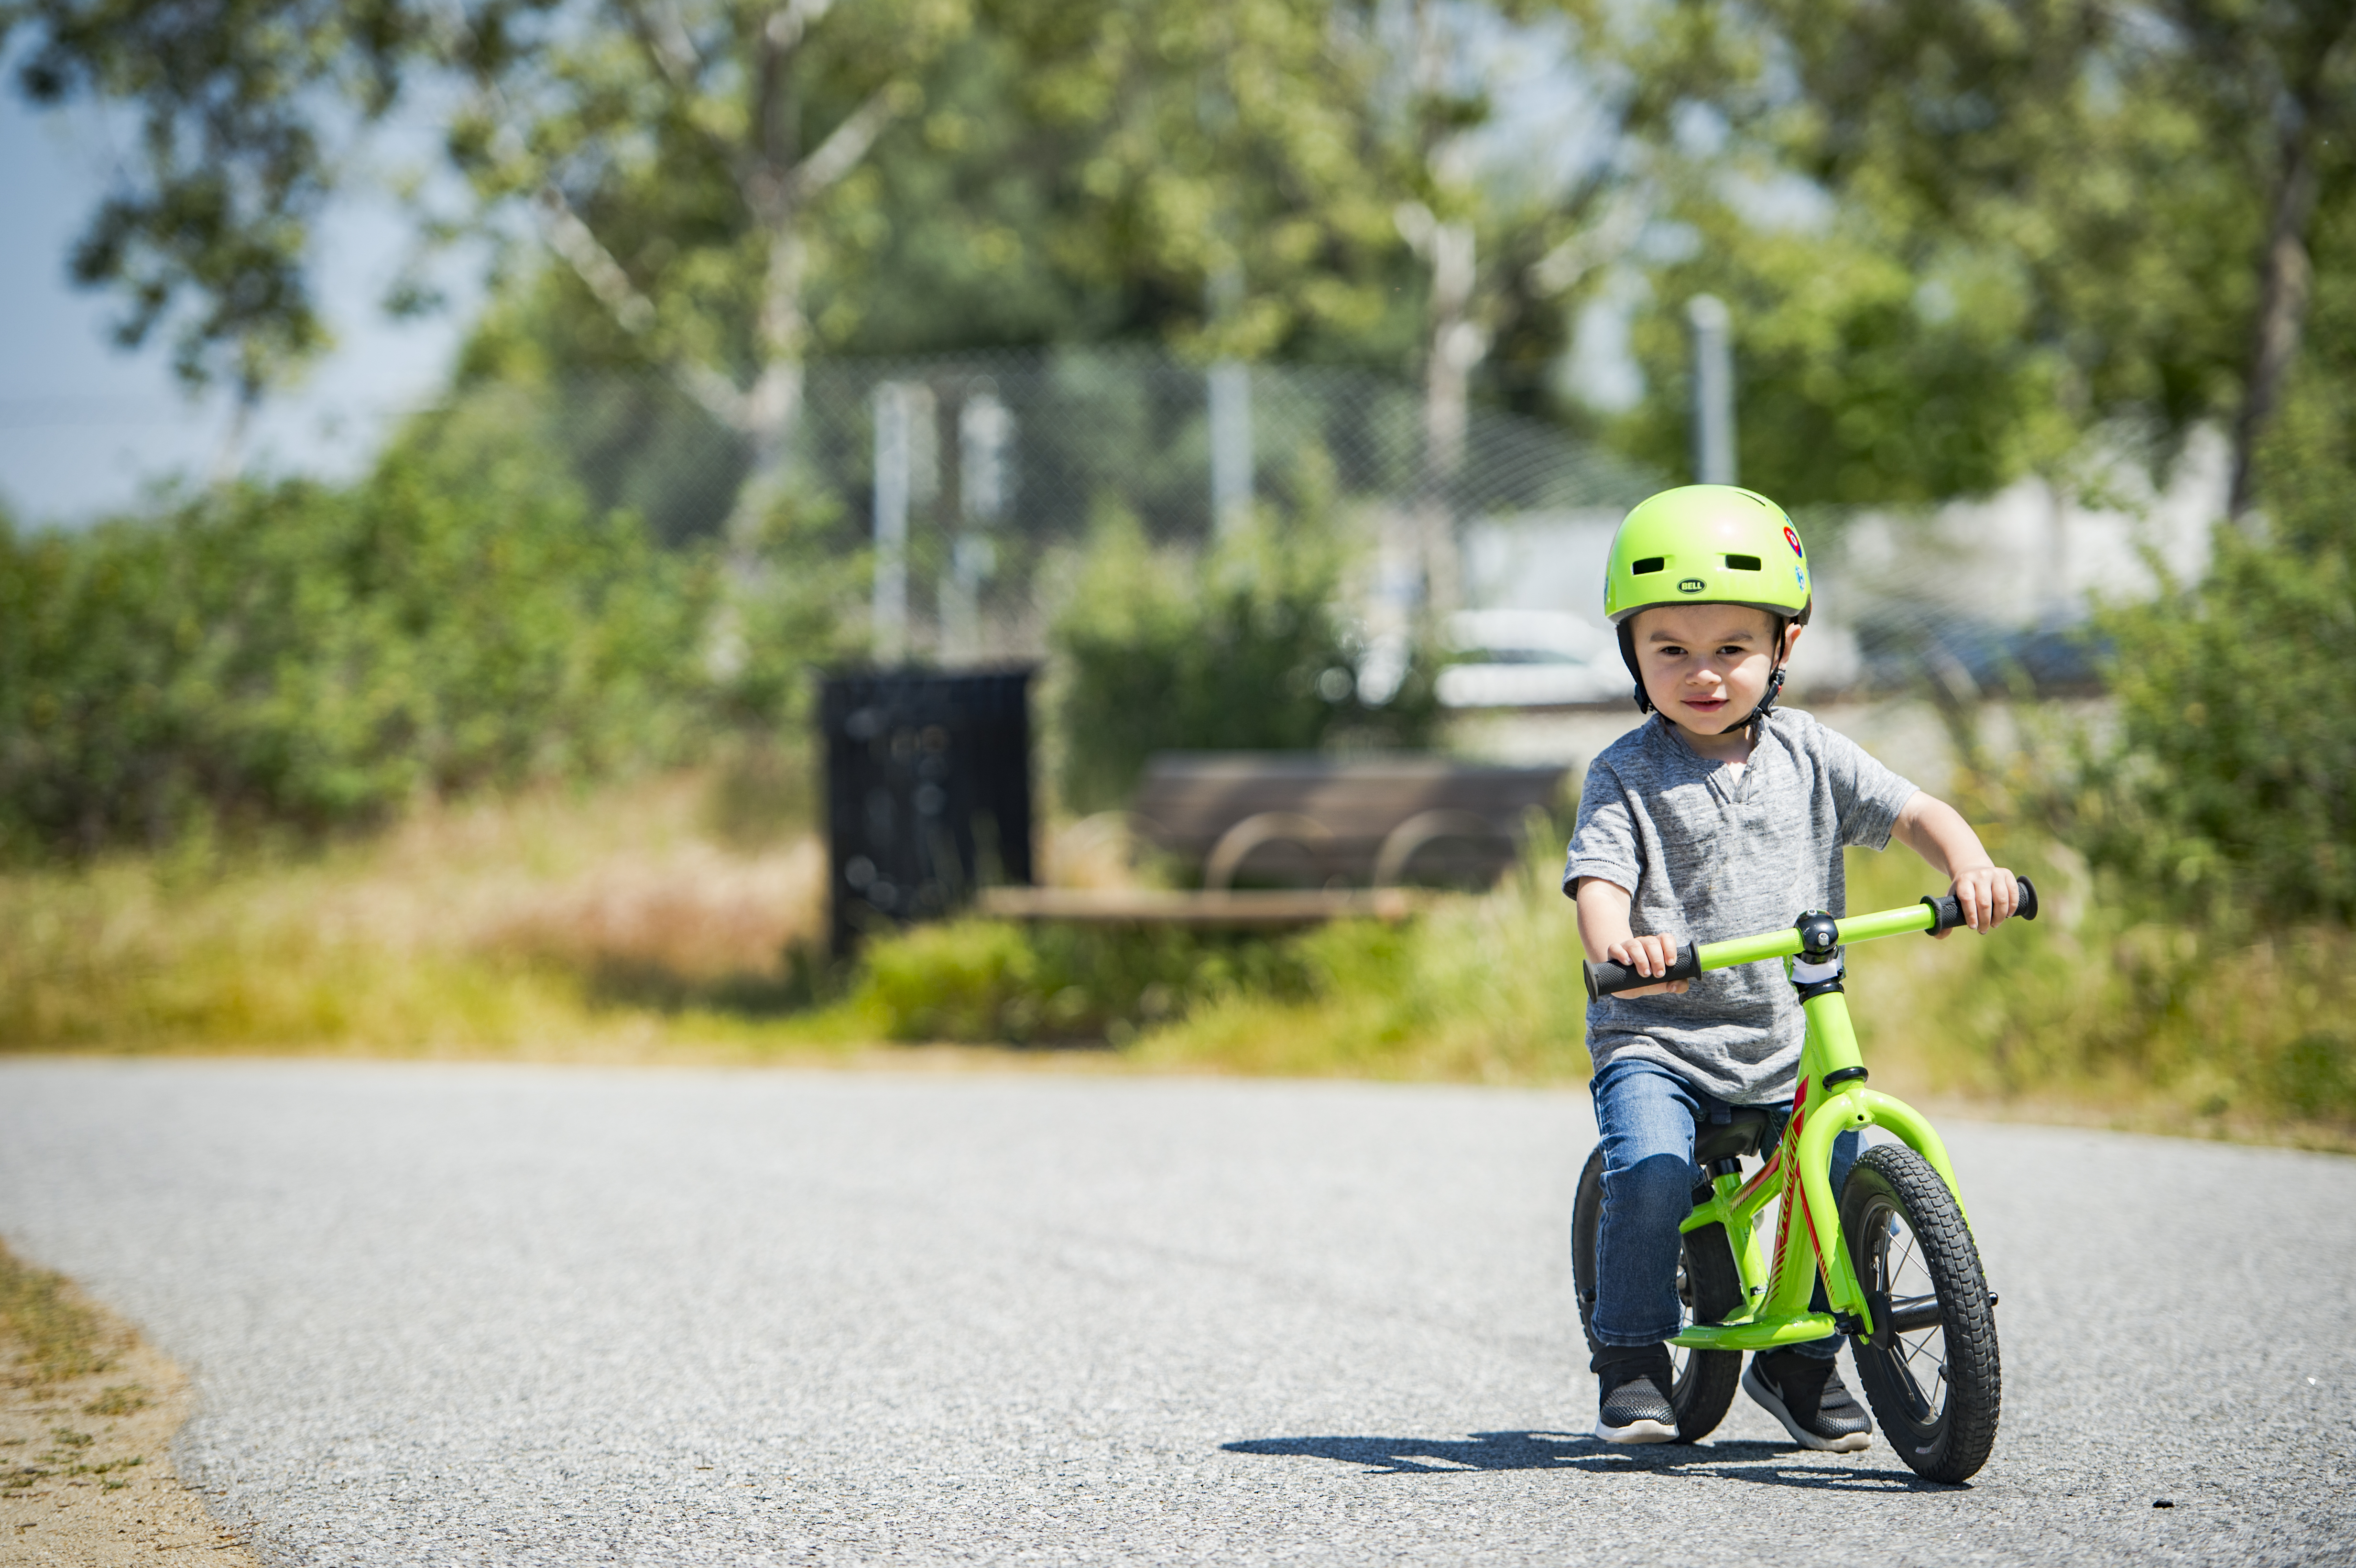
[2228,123,2320,525]
[1419,218,1479,616]
[727,221,810,560]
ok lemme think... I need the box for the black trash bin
[820,669,1035,955]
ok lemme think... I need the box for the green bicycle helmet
[1604,485,1813,721]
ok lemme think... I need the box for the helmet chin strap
[1618,621,1655,715]
[1725,662,1787,738]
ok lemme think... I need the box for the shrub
[1841,837,2356,1133]
[844,826,1596,1080]
[0,429,718,858]
[1049,510,1443,812]
[850,916,1316,1044]
[2062,346,2356,923]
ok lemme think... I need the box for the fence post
[872,381,911,664]
[1206,261,1254,537]
[1687,294,1736,486]
[946,385,1012,663]
[1209,361,1253,536]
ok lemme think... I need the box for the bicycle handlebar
[1582,944,1702,1000]
[1920,874,2039,934]
[1583,877,2039,1001]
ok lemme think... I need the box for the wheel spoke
[1888,1331,1941,1418]
[1874,1200,1948,1421]
[1893,1230,1922,1290]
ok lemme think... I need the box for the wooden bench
[980,751,1571,927]
[1131,751,1571,889]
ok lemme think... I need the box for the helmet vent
[1723,554,1762,571]
[1631,556,1665,575]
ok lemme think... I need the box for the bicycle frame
[1665,899,1976,1353]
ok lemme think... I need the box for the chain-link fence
[436,346,1666,666]
[425,345,2209,697]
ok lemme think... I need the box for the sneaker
[1744,1349,1873,1453]
[1592,1345,1680,1444]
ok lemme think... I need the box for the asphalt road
[2,1059,2350,1566]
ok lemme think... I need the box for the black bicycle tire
[1572,1144,1745,1443]
[1840,1143,2002,1484]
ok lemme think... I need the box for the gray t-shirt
[1563,708,1919,1103]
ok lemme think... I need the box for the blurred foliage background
[1050,511,1446,812]
[0,0,2352,1142]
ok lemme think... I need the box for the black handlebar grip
[1584,943,1701,1001]
[1923,875,2040,934]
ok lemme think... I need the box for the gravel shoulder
[1,1059,2351,1566]
[1,1248,262,1564]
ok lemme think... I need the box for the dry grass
[1839,838,2356,1154]
[0,771,842,1057]
[5,768,2346,1152]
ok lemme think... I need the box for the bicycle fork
[1669,973,1974,1352]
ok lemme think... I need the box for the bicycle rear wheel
[1841,1144,2002,1483]
[1572,1144,1744,1443]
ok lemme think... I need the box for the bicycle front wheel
[1841,1144,2001,1483]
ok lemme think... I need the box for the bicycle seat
[1692,1107,1773,1167]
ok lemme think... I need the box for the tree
[1613,200,2081,506]
[1572,0,2356,512]
[2068,185,2356,924]
[2,0,425,421]
[5,0,1491,544]
[1,0,972,520]
[437,0,977,549]
[1006,0,1407,366]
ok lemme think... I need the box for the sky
[0,86,479,526]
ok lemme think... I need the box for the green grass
[833,848,1593,1083]
[1124,855,1595,1084]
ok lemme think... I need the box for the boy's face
[1627,603,1797,736]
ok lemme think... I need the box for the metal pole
[946,386,1011,664]
[1209,362,1252,536]
[872,381,909,665]
[1206,261,1252,537]
[1687,293,1736,486]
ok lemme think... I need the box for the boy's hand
[1605,933,1691,996]
[1933,866,2020,938]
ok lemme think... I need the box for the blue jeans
[1587,1057,1859,1360]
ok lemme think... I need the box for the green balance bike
[1571,880,2039,1485]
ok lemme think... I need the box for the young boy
[1564,485,2018,1449]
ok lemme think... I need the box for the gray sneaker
[1744,1349,1873,1453]
[1592,1345,1679,1444]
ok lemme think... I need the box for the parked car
[1436,609,1625,708]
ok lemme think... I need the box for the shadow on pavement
[1222,1431,1956,1491]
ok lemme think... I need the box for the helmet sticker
[1783,525,1803,558]
[1677,577,1706,594]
